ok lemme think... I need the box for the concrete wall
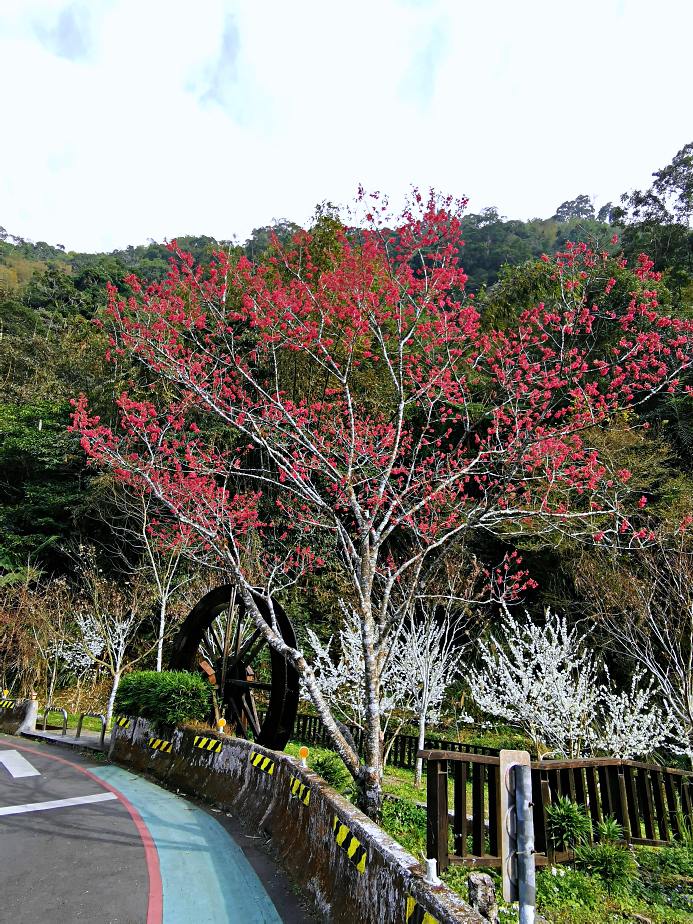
[0,697,37,735]
[111,717,483,924]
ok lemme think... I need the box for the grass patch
[40,711,106,733]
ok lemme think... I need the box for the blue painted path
[91,764,282,924]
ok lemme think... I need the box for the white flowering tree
[308,599,468,780]
[99,482,193,672]
[68,545,160,724]
[467,606,668,760]
[394,609,466,785]
[306,602,406,737]
[594,671,670,759]
[591,536,693,765]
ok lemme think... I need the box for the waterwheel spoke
[226,629,264,671]
[228,697,250,739]
[227,679,274,691]
[242,693,262,739]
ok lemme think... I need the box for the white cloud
[0,0,690,251]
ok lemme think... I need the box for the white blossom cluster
[306,603,406,729]
[306,601,465,760]
[468,607,671,760]
[393,611,464,726]
[49,621,102,678]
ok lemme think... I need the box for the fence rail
[420,748,693,871]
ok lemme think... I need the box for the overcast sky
[1,0,691,252]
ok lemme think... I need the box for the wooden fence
[420,748,693,872]
[290,712,498,769]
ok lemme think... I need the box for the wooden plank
[608,766,625,826]
[449,856,502,868]
[682,779,693,821]
[548,770,560,810]
[637,767,656,841]
[426,758,450,871]
[453,760,468,857]
[573,767,586,809]
[624,766,640,840]
[541,779,554,864]
[419,750,501,765]
[472,761,485,857]
[597,766,613,818]
[586,766,603,831]
[558,768,574,801]
[663,771,681,840]
[652,770,670,842]
[617,771,632,841]
[531,768,547,854]
[488,763,502,859]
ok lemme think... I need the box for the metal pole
[515,763,536,924]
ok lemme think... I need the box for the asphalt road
[0,735,314,924]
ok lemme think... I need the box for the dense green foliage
[113,670,211,730]
[310,751,353,792]
[574,843,637,895]
[546,797,593,851]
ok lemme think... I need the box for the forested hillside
[1,144,691,645]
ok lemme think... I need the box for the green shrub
[382,798,427,831]
[114,671,211,731]
[546,796,592,850]
[674,810,693,848]
[596,815,624,844]
[311,751,352,792]
[574,842,637,894]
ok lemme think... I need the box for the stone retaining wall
[110,717,483,924]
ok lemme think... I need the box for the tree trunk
[415,711,426,787]
[355,591,385,819]
[355,764,384,819]
[106,669,122,726]
[48,654,58,705]
[156,598,166,672]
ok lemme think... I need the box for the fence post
[426,757,449,872]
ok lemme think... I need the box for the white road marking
[0,792,117,816]
[0,749,40,778]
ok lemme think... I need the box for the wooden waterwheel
[169,585,300,750]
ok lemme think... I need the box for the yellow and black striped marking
[0,699,15,709]
[288,774,311,806]
[250,751,275,776]
[332,815,367,874]
[114,716,130,728]
[406,896,440,924]
[148,737,173,753]
[193,735,222,754]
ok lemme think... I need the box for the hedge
[114,670,211,730]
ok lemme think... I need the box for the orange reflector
[298,746,309,760]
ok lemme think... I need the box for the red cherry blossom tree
[72,191,693,816]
